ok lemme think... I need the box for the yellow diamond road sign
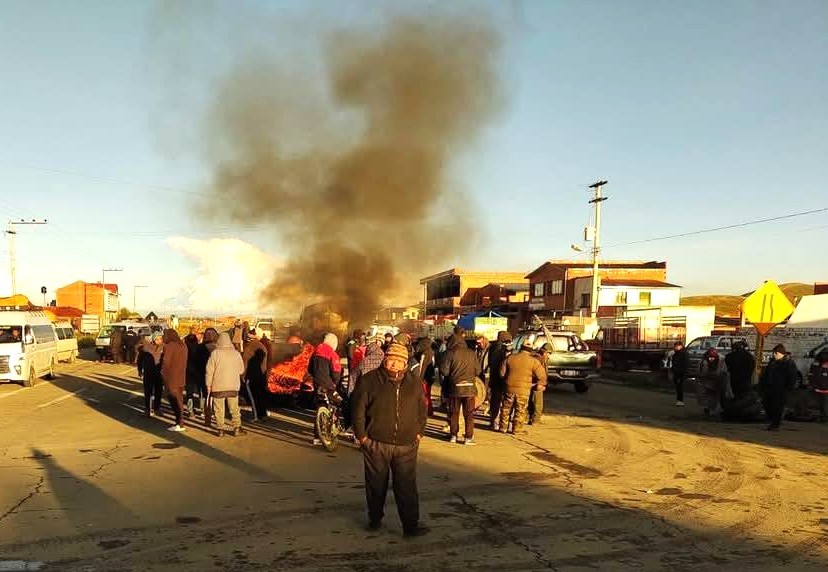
[741,280,796,336]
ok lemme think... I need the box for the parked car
[53,320,79,363]
[685,335,749,373]
[95,321,153,360]
[0,310,58,387]
[512,330,599,393]
[804,341,828,385]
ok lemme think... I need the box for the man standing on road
[499,340,546,435]
[529,343,550,425]
[670,341,689,406]
[487,331,510,431]
[110,327,124,364]
[759,344,798,431]
[206,332,246,437]
[439,333,481,445]
[161,329,188,432]
[725,341,755,399]
[351,342,428,537]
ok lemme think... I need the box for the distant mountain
[682,283,814,317]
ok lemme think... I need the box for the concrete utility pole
[5,219,48,295]
[588,181,608,318]
[101,268,123,326]
[133,285,147,314]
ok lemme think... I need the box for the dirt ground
[0,360,826,571]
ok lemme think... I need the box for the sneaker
[367,520,382,531]
[676,401,685,407]
[449,436,457,444]
[312,438,323,446]
[232,427,247,437]
[464,438,476,446]
[168,424,186,432]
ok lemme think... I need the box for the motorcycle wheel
[315,406,339,452]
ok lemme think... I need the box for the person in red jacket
[309,333,343,444]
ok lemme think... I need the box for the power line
[604,207,828,249]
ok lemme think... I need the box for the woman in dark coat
[161,329,188,432]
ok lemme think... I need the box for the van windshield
[0,326,24,343]
[97,326,114,338]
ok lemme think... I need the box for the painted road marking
[36,388,87,409]
[0,385,46,400]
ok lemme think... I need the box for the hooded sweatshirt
[206,332,245,396]
[309,333,342,392]
[161,329,188,391]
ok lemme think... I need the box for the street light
[101,268,123,326]
[133,285,147,315]
[587,180,609,318]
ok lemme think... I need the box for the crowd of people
[133,320,273,434]
[668,339,827,430]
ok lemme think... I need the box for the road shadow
[48,374,277,482]
[7,433,825,572]
[542,382,828,457]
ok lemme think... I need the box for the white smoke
[165,237,283,314]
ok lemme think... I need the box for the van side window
[55,328,66,340]
[32,325,56,343]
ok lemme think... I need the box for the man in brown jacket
[161,329,189,432]
[499,340,546,434]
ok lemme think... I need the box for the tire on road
[315,406,338,452]
[24,368,37,388]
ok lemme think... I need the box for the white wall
[572,277,680,308]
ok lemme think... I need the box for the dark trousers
[362,440,419,530]
[449,396,476,439]
[529,388,544,423]
[489,381,504,428]
[249,375,269,418]
[763,392,786,428]
[817,392,828,421]
[143,375,163,413]
[673,374,685,402]
[167,386,185,425]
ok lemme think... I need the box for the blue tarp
[457,310,505,331]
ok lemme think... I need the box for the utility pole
[5,219,48,295]
[587,180,608,318]
[133,285,147,315]
[101,268,123,326]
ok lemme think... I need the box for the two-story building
[526,260,669,314]
[420,269,528,316]
[571,277,681,317]
[55,281,120,326]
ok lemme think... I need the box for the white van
[0,310,59,387]
[53,320,79,363]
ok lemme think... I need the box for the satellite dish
[570,243,583,252]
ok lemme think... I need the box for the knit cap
[385,342,409,361]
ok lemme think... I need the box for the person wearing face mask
[351,342,429,538]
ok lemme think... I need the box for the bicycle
[314,390,346,452]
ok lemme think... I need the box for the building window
[639,291,652,305]
[533,283,544,297]
[549,280,563,295]
[615,291,628,305]
[580,293,590,308]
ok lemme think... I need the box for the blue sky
[0,0,825,313]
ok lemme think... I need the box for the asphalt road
[1,360,826,571]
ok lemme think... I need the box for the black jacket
[671,348,689,376]
[759,357,798,396]
[137,351,162,385]
[439,336,481,398]
[725,349,755,393]
[351,367,427,446]
[488,342,509,386]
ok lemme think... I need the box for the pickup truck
[512,330,599,393]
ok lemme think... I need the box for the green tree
[116,307,132,321]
